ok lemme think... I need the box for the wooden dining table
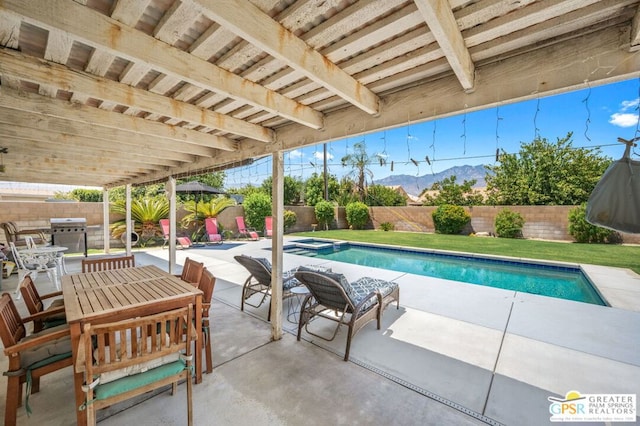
[62,264,203,425]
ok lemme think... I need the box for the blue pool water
[284,240,606,306]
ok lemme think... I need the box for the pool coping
[285,237,640,312]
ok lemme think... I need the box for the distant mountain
[373,164,488,196]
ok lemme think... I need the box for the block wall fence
[1,201,639,248]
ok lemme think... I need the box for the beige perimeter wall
[1,201,639,248]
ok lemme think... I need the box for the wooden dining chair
[81,254,135,273]
[77,305,195,426]
[177,257,204,286]
[198,268,216,374]
[19,274,66,333]
[0,293,72,426]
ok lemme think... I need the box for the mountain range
[373,164,488,196]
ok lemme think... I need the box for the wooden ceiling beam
[0,87,237,152]
[0,124,189,166]
[197,0,379,115]
[414,0,475,92]
[1,0,324,130]
[0,48,272,143]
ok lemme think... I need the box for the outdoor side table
[287,285,311,323]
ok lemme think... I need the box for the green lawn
[292,230,640,274]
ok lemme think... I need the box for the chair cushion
[94,361,185,401]
[350,277,399,311]
[19,325,72,369]
[44,298,66,322]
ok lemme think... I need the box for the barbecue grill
[50,218,87,256]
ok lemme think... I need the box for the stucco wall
[2,201,639,247]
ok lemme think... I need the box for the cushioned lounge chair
[234,255,305,321]
[159,219,192,249]
[204,217,223,244]
[235,216,259,241]
[294,269,400,361]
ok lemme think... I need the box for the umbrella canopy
[175,181,226,194]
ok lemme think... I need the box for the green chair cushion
[94,361,186,401]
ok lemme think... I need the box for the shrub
[379,222,394,231]
[314,200,335,230]
[494,209,525,238]
[345,202,370,229]
[432,204,470,234]
[568,203,621,243]
[283,209,297,232]
[242,192,272,230]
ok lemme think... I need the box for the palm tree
[181,196,236,240]
[340,141,376,201]
[110,196,170,242]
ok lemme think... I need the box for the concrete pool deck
[1,239,638,425]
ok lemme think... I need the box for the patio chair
[1,222,48,248]
[81,254,135,273]
[159,219,192,249]
[9,242,58,300]
[234,255,307,321]
[198,268,216,374]
[235,216,259,241]
[264,216,273,238]
[0,293,72,426]
[176,257,204,286]
[294,269,400,361]
[204,217,223,245]
[19,273,66,333]
[76,305,195,426]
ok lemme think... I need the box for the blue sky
[226,78,640,188]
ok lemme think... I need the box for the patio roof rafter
[414,0,475,92]
[196,0,380,115]
[0,48,271,143]
[1,0,324,132]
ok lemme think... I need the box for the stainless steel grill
[50,218,87,256]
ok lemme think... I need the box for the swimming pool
[284,239,607,306]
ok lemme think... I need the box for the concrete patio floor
[1,238,639,425]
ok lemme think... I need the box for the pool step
[285,248,317,257]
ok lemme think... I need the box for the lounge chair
[159,219,192,249]
[235,216,259,241]
[1,221,48,248]
[234,255,307,321]
[294,269,400,361]
[204,217,223,244]
[264,216,273,238]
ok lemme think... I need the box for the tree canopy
[485,133,611,205]
[421,175,484,206]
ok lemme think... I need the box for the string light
[582,81,592,142]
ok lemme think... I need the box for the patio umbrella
[175,181,226,195]
[175,181,226,204]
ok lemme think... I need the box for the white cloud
[288,149,303,159]
[620,98,640,111]
[609,112,639,128]
[313,151,333,160]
